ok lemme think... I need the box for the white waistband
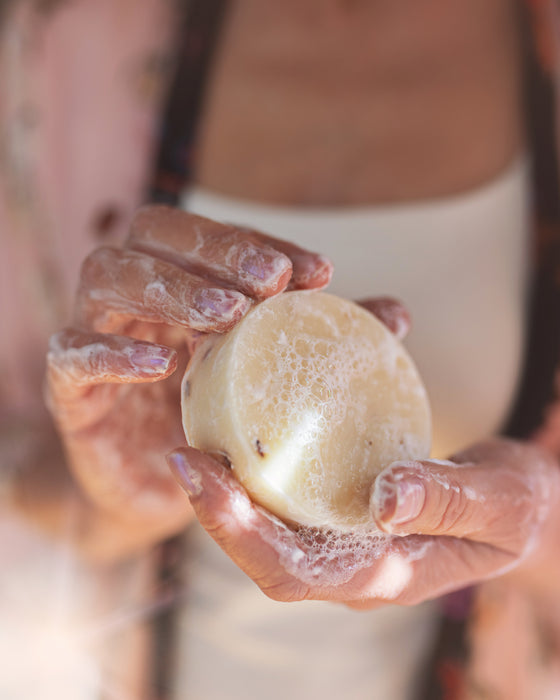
[183,158,528,275]
[182,158,531,459]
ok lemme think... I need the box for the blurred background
[0,2,191,697]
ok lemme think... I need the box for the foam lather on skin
[182,291,431,531]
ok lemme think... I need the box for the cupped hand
[45,205,332,539]
[167,436,560,607]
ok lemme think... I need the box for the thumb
[370,458,540,554]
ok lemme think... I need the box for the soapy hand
[45,206,332,541]
[167,437,560,606]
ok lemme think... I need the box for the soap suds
[184,291,431,531]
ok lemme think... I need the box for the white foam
[184,291,431,531]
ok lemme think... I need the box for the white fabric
[174,158,531,700]
[174,524,439,700]
[183,157,531,458]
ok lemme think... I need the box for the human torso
[194,0,523,205]
[177,4,530,700]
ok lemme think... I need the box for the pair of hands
[46,205,560,606]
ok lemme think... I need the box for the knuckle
[435,488,470,534]
[199,516,230,544]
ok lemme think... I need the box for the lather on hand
[168,437,560,607]
[45,206,333,547]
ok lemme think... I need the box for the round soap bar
[181,291,431,531]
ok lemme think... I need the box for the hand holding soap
[181,291,431,531]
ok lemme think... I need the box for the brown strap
[148,4,229,697]
[505,0,560,440]
[151,0,228,204]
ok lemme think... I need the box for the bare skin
[194,0,523,204]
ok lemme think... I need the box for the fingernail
[372,474,425,529]
[392,479,425,524]
[239,248,291,282]
[167,452,203,497]
[129,344,175,374]
[195,287,250,319]
[311,255,334,286]
[290,253,333,290]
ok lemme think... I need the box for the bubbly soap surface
[182,291,431,531]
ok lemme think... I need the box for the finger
[167,447,311,602]
[369,455,549,555]
[167,448,415,604]
[75,246,251,334]
[345,534,516,607]
[245,230,333,291]
[358,297,411,340]
[47,328,177,395]
[167,449,518,606]
[128,206,293,300]
[46,328,178,430]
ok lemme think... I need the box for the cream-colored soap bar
[182,291,431,531]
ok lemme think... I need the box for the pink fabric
[0,0,175,419]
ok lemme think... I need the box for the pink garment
[0,0,175,420]
[0,5,177,698]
